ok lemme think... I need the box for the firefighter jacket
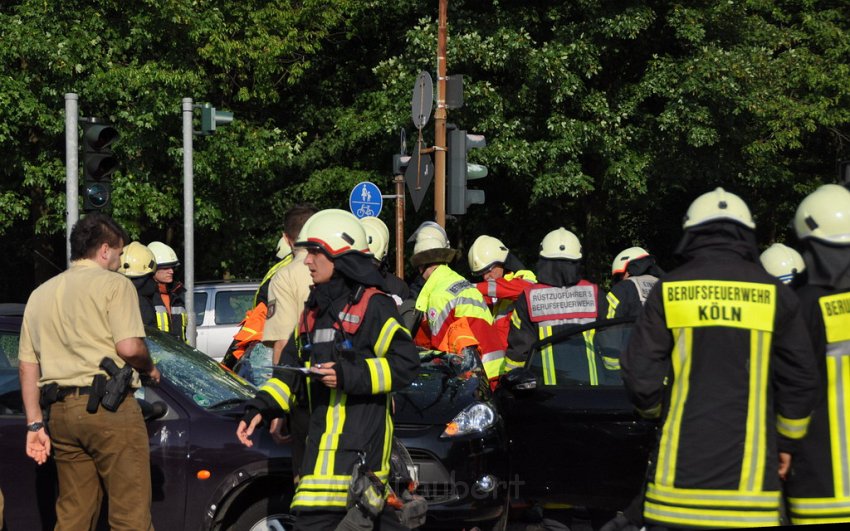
[784,284,850,524]
[606,275,659,320]
[130,274,158,328]
[621,237,818,529]
[504,280,610,384]
[151,282,187,342]
[476,270,537,352]
[414,264,504,380]
[251,277,420,513]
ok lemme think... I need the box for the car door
[497,318,656,511]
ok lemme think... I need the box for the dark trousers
[294,508,409,531]
[49,393,153,531]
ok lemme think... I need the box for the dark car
[496,318,656,523]
[0,315,295,531]
[234,342,511,529]
[394,349,510,529]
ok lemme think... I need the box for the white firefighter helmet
[682,187,755,230]
[611,246,650,276]
[361,216,390,261]
[407,220,449,246]
[294,209,370,257]
[275,236,292,260]
[410,223,458,268]
[760,243,805,284]
[468,235,509,275]
[120,241,157,278]
[793,184,850,244]
[539,228,582,260]
[147,241,180,268]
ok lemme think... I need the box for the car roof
[0,303,25,316]
[194,280,260,289]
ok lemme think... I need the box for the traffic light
[446,126,487,215]
[200,104,234,134]
[82,122,119,211]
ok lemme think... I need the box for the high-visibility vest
[522,280,602,385]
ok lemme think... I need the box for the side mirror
[499,368,538,392]
[139,399,168,421]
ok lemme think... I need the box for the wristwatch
[26,421,45,432]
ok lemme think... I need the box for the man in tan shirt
[19,212,161,531]
[263,204,317,363]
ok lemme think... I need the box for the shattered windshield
[144,328,255,409]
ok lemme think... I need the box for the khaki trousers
[49,393,153,531]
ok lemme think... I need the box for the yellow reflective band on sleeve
[511,310,522,329]
[258,378,293,412]
[663,281,776,332]
[740,330,771,492]
[482,351,505,379]
[382,395,393,472]
[820,293,850,344]
[374,318,408,358]
[602,356,621,370]
[606,292,620,319]
[776,413,811,440]
[504,357,524,372]
[638,403,662,419]
[655,328,693,487]
[366,357,392,394]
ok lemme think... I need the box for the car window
[193,292,207,324]
[214,290,253,325]
[0,330,18,368]
[529,320,635,388]
[145,328,255,409]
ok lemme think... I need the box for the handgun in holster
[97,357,134,412]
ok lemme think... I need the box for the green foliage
[1,0,849,300]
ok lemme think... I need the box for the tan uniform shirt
[263,249,313,342]
[19,259,145,388]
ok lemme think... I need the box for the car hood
[393,352,491,425]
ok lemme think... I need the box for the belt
[56,386,94,401]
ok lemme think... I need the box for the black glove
[240,393,280,427]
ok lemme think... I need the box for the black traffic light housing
[446,125,487,215]
[82,122,119,211]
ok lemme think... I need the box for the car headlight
[441,402,497,438]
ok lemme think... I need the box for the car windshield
[145,328,255,409]
[416,348,478,378]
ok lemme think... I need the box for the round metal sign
[410,71,433,130]
[349,181,383,219]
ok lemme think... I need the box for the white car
[192,280,259,361]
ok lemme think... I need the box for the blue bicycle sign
[349,182,383,219]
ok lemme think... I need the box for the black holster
[98,358,134,412]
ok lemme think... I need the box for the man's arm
[20,360,51,465]
[116,337,160,383]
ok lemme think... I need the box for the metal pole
[434,0,448,228]
[394,175,405,279]
[182,98,197,347]
[65,93,79,267]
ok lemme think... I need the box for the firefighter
[504,228,609,383]
[119,241,158,328]
[621,187,818,529]
[409,222,505,383]
[759,242,806,287]
[236,209,419,531]
[361,216,410,302]
[468,235,536,351]
[784,183,850,524]
[147,241,188,342]
[606,247,664,320]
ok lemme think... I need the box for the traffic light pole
[434,0,448,228]
[65,93,79,267]
[182,98,197,347]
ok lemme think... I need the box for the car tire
[228,496,295,531]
